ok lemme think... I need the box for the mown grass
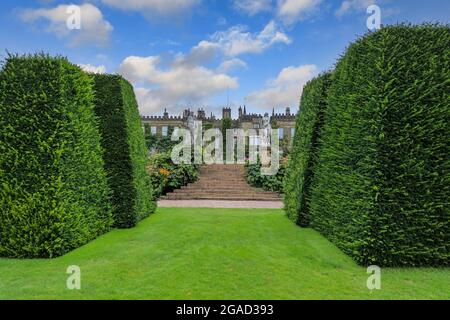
[0,208,448,299]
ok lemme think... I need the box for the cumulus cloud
[173,41,220,67]
[232,0,273,16]
[246,64,317,110]
[115,19,294,115]
[115,19,292,114]
[118,55,238,115]
[19,3,113,46]
[100,0,200,15]
[205,20,291,57]
[217,58,247,73]
[335,0,376,17]
[231,0,322,23]
[78,63,107,74]
[276,0,322,24]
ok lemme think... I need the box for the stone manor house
[141,106,297,143]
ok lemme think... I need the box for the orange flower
[159,168,170,176]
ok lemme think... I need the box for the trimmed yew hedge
[92,74,156,228]
[308,24,450,266]
[0,54,113,258]
[284,72,332,227]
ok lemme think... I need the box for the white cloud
[217,58,247,73]
[276,0,322,24]
[19,3,113,46]
[232,0,273,16]
[100,0,200,15]
[246,64,317,109]
[78,63,107,74]
[118,55,238,114]
[174,41,220,67]
[206,20,291,57]
[116,20,292,114]
[335,0,376,17]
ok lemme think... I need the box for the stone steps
[178,187,271,193]
[162,195,282,201]
[162,164,282,201]
[173,189,276,195]
[165,192,280,199]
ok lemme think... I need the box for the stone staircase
[161,164,282,201]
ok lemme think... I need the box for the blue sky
[0,0,448,117]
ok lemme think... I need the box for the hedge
[0,54,113,258]
[284,72,332,226]
[309,24,450,267]
[92,74,156,228]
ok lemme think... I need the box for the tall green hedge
[309,24,450,267]
[284,72,332,226]
[0,54,113,258]
[92,74,156,228]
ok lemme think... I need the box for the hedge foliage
[0,54,113,258]
[147,152,199,199]
[246,158,287,193]
[308,24,450,266]
[284,72,332,226]
[92,74,156,228]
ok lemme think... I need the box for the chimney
[238,106,243,118]
[197,108,205,119]
[286,107,291,116]
[222,107,231,119]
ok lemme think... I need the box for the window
[151,126,157,135]
[253,123,260,129]
[249,135,260,146]
[162,126,168,137]
[291,128,295,138]
[278,128,284,139]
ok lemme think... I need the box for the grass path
[0,208,448,299]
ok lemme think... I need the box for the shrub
[246,158,287,193]
[147,152,199,199]
[92,74,156,228]
[0,54,113,258]
[309,24,450,266]
[284,72,332,226]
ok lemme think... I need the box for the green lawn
[0,207,448,299]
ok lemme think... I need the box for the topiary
[91,74,156,228]
[284,72,332,226]
[0,53,113,258]
[309,24,450,266]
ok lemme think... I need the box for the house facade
[141,106,297,142]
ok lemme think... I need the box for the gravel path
[158,200,284,209]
